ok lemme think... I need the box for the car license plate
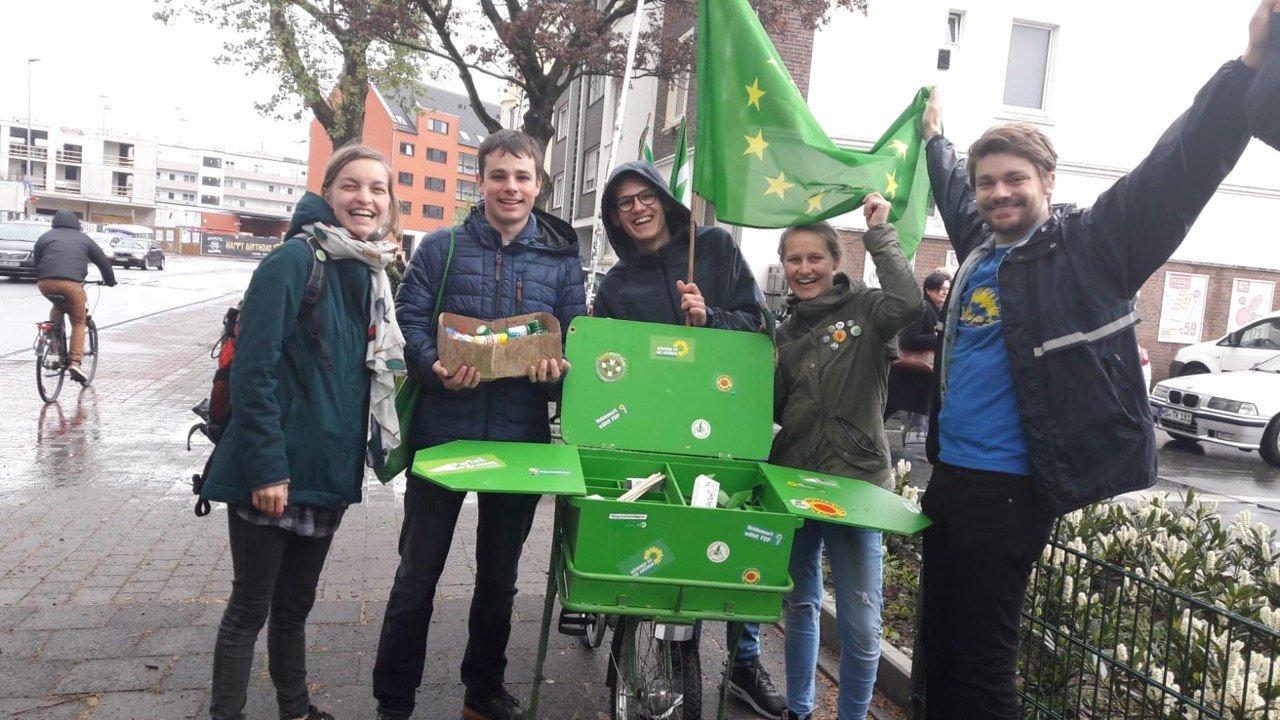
[1161,407,1193,425]
[0,260,18,267]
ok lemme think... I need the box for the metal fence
[1018,528,1280,719]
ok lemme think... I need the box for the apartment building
[154,145,306,237]
[307,83,499,254]
[1,121,157,224]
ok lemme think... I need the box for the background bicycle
[33,280,103,403]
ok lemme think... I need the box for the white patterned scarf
[305,222,406,466]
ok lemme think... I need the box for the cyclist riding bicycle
[34,210,116,383]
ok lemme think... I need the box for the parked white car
[1169,310,1280,376]
[1150,353,1280,466]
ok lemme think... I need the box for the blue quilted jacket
[397,203,587,450]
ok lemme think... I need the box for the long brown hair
[321,143,402,238]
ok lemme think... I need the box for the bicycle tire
[36,322,66,403]
[81,318,99,386]
[609,617,702,720]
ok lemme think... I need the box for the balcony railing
[9,143,48,160]
[56,149,83,164]
[111,185,132,198]
[103,154,134,168]
[52,180,81,195]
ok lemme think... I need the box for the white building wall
[777,0,1280,277]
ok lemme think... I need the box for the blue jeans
[782,521,883,719]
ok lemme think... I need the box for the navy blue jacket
[924,60,1256,516]
[592,161,764,330]
[397,203,587,450]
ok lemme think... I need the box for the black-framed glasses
[615,188,659,212]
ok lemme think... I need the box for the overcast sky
[0,0,502,159]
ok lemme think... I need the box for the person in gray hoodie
[594,161,785,719]
[33,210,116,383]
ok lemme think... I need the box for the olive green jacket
[769,224,923,489]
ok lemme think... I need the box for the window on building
[665,72,691,127]
[588,75,606,105]
[1003,22,1054,110]
[202,156,222,168]
[552,173,565,209]
[268,184,275,193]
[238,200,246,207]
[287,187,294,195]
[184,173,196,183]
[582,146,599,193]
[947,11,964,44]
[168,173,176,180]
[201,194,220,205]
[399,200,412,215]
[457,152,479,176]
[202,176,221,187]
[182,193,195,202]
[423,204,445,219]
[285,204,293,212]
[429,118,449,134]
[456,179,480,203]
[400,141,415,155]
[427,148,448,163]
[556,105,569,141]
[398,171,414,186]
[167,192,175,200]
[425,176,446,191]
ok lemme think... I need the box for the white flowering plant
[880,476,1280,718]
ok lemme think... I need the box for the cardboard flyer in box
[437,311,563,380]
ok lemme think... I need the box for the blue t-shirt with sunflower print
[938,245,1033,476]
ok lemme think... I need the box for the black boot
[461,687,527,720]
[728,657,786,718]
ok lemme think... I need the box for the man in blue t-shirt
[915,4,1277,715]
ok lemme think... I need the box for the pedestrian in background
[770,196,922,720]
[200,143,406,720]
[885,271,949,444]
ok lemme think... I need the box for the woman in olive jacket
[201,145,406,720]
[770,195,922,720]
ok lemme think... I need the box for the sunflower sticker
[804,498,848,519]
[742,568,762,585]
[622,543,672,577]
[651,336,695,362]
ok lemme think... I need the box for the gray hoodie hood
[600,160,692,263]
[51,210,80,230]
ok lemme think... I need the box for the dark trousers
[373,479,541,716]
[919,462,1053,720]
[210,510,335,720]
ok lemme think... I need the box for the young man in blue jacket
[917,3,1279,717]
[595,161,784,719]
[373,130,586,720]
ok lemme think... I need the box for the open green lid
[410,440,585,495]
[561,317,775,460]
[758,463,932,535]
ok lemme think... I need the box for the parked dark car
[0,221,49,280]
[111,238,166,270]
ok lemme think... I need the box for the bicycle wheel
[81,318,99,386]
[609,617,702,720]
[35,324,66,403]
[579,612,610,649]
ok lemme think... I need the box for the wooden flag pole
[686,192,699,325]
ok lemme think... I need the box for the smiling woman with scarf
[199,144,406,720]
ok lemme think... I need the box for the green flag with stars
[694,0,931,257]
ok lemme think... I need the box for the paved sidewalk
[0,296,860,719]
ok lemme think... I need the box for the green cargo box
[410,316,930,621]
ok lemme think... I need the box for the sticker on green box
[650,336,695,362]
[421,454,507,475]
[620,541,674,577]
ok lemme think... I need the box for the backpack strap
[431,228,456,338]
[296,236,333,370]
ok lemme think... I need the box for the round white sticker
[707,541,731,563]
[691,418,712,440]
